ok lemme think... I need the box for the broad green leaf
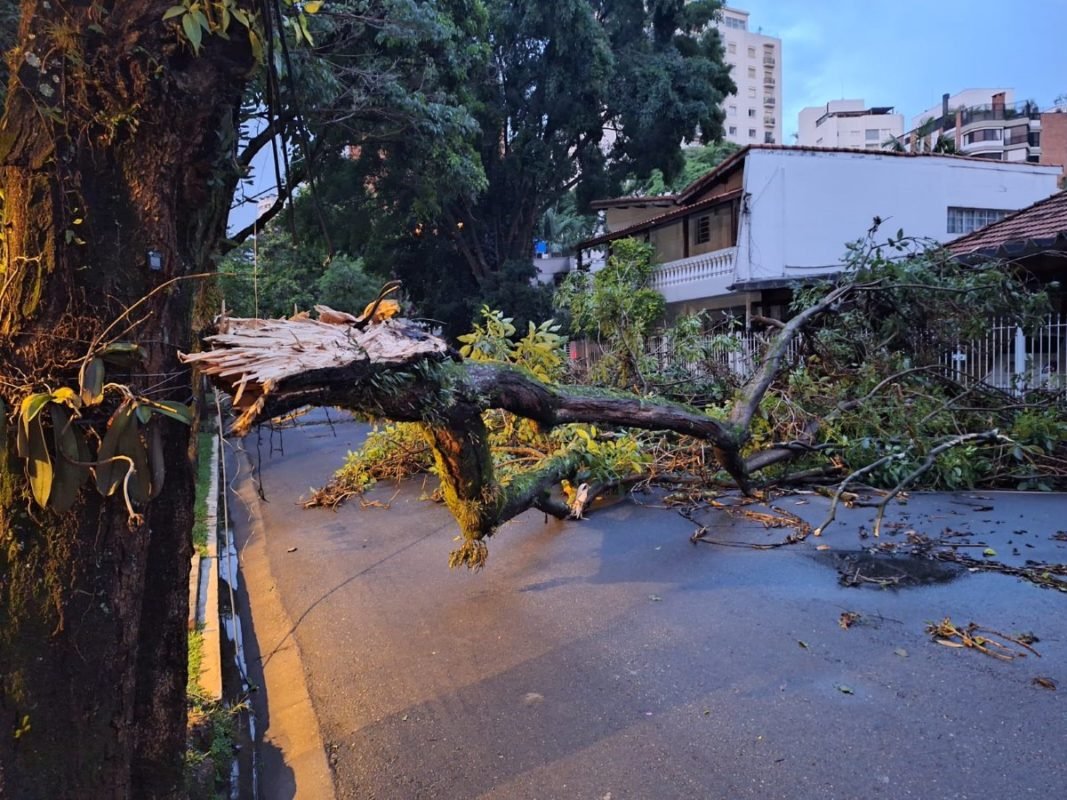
[21,393,52,423]
[95,402,134,497]
[248,29,264,62]
[297,13,314,45]
[163,5,187,20]
[135,403,152,425]
[98,342,147,367]
[182,12,202,53]
[80,358,105,406]
[15,404,28,458]
[49,405,88,513]
[145,400,194,425]
[25,415,52,509]
[120,415,151,504]
[147,421,166,499]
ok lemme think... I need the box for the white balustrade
[652,247,737,291]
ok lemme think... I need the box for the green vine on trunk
[7,341,193,521]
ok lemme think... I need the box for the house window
[964,128,1003,145]
[695,215,711,244]
[764,132,775,144]
[728,42,737,54]
[728,125,737,135]
[747,87,756,98]
[728,105,737,116]
[747,47,756,58]
[947,206,1013,234]
[747,67,756,79]
[748,108,756,118]
[748,128,757,139]
[865,129,880,141]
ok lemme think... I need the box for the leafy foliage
[623,141,740,197]
[219,227,381,318]
[271,0,734,328]
[8,342,194,519]
[459,306,565,383]
[555,238,664,389]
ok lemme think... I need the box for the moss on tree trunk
[0,1,255,796]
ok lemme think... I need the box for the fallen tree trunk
[183,294,851,566]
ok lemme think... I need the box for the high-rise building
[902,89,1043,163]
[797,100,903,149]
[714,7,782,146]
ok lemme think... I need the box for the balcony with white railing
[651,247,738,304]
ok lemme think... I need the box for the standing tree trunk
[0,2,254,797]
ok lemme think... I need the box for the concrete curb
[228,438,336,800]
[190,433,223,700]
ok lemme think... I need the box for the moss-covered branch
[183,313,812,566]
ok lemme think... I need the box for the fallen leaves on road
[839,611,861,629]
[925,617,1041,661]
[1031,677,1057,691]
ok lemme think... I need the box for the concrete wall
[650,221,685,262]
[605,204,672,233]
[735,148,1061,285]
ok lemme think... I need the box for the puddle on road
[813,549,967,589]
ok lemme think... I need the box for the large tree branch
[730,282,868,434]
[181,312,753,566]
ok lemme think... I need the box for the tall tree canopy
[445,0,733,280]
[276,0,734,332]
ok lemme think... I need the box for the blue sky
[733,0,1067,140]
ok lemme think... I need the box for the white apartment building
[576,147,1060,319]
[904,89,1043,163]
[715,7,782,146]
[797,100,903,149]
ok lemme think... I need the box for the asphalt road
[230,410,1067,800]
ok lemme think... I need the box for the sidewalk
[225,434,336,800]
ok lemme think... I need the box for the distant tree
[624,141,740,196]
[279,1,734,333]
[220,228,380,319]
[443,0,735,283]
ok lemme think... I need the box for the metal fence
[938,315,1066,398]
[569,314,1067,401]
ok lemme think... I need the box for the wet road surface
[230,411,1067,800]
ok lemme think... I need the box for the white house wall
[735,149,1060,285]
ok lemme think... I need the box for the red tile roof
[674,143,1060,205]
[948,190,1067,257]
[578,189,742,249]
[577,144,1062,252]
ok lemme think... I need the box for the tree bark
[183,314,759,567]
[0,2,254,797]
